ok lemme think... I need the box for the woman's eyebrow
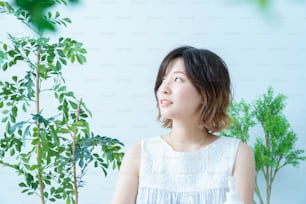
[163,70,186,77]
[173,71,186,75]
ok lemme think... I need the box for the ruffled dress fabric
[136,136,240,204]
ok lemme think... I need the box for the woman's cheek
[175,86,195,98]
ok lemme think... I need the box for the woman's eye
[174,77,183,82]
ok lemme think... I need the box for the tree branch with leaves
[0,1,124,204]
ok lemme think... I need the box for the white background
[0,0,305,203]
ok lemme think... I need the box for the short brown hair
[154,46,231,132]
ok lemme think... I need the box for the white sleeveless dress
[136,136,240,204]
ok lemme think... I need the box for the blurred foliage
[11,0,80,34]
[253,0,269,8]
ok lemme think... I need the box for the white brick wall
[0,0,305,203]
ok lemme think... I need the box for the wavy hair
[154,46,232,132]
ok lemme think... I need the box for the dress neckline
[159,135,223,154]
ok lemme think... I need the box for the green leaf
[3,43,8,51]
[57,128,70,133]
[37,37,49,47]
[76,54,86,64]
[0,50,6,63]
[70,54,75,63]
[10,114,16,123]
[2,109,9,114]
[69,100,78,109]
[41,54,47,61]
[32,114,48,125]
[22,103,27,112]
[2,62,8,70]
[63,17,71,23]
[21,189,28,193]
[12,76,18,82]
[8,50,16,57]
[79,159,84,167]
[29,164,39,171]
[19,182,27,188]
[10,121,26,133]
[79,48,87,54]
[23,125,31,143]
[56,60,61,70]
[66,91,74,97]
[58,85,67,92]
[31,139,38,145]
[38,64,46,73]
[10,148,15,156]
[66,48,72,59]
[59,57,67,65]
[14,55,24,61]
[57,49,64,57]
[25,173,34,186]
[47,11,52,19]
[12,106,17,115]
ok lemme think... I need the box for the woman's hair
[154,46,232,132]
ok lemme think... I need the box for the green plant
[0,1,124,204]
[12,0,80,33]
[222,87,306,204]
[222,100,256,143]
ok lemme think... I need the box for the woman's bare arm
[233,142,256,204]
[111,143,141,204]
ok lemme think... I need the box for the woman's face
[156,58,202,121]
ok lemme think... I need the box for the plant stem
[35,49,45,204]
[0,160,18,169]
[72,99,82,204]
[254,176,264,204]
[267,175,272,204]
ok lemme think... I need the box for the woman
[112,46,255,204]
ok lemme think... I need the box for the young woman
[112,46,255,204]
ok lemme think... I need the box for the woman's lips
[160,99,173,107]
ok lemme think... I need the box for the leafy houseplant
[222,87,306,204]
[0,1,124,204]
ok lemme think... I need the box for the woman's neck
[164,120,217,152]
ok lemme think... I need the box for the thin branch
[254,177,264,204]
[72,98,82,204]
[35,49,45,204]
[0,160,18,169]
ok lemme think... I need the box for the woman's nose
[159,80,171,94]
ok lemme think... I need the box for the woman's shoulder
[220,136,252,149]
[125,136,166,162]
[219,135,240,142]
[216,136,241,148]
[229,137,254,171]
[221,136,253,153]
[119,142,142,176]
[217,136,253,158]
[125,142,141,158]
[125,136,161,155]
[237,141,254,158]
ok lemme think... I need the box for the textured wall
[0,0,305,203]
